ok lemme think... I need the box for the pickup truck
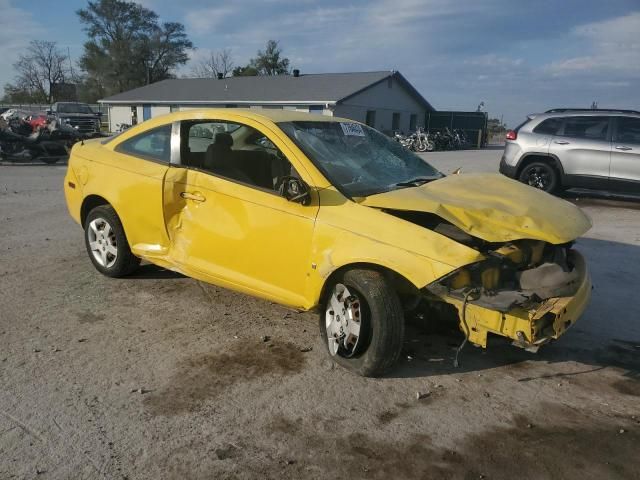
[48,102,102,135]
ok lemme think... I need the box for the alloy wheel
[526,166,552,190]
[325,283,363,358]
[87,217,118,268]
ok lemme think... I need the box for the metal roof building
[100,70,434,134]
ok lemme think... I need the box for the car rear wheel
[319,269,405,377]
[84,205,140,277]
[519,162,559,193]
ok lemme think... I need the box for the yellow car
[64,109,592,376]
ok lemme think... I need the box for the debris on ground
[130,388,152,394]
[416,391,431,400]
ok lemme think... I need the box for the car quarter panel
[70,141,171,255]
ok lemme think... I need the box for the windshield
[57,103,94,114]
[279,121,443,196]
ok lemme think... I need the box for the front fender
[305,221,482,309]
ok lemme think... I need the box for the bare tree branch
[8,40,70,103]
[191,49,235,78]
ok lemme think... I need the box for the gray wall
[333,76,427,134]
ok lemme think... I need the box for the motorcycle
[413,127,434,152]
[394,127,434,152]
[0,127,68,164]
[0,117,72,164]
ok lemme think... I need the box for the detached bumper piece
[425,248,591,351]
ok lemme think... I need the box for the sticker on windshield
[340,122,365,137]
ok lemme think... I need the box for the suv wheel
[519,162,559,193]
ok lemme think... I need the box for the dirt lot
[1,151,639,479]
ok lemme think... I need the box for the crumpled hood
[359,173,591,244]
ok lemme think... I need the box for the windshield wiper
[395,177,436,187]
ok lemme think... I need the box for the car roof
[530,110,640,120]
[104,108,359,146]
[128,108,357,133]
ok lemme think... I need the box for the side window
[533,117,563,135]
[561,116,609,140]
[180,120,298,193]
[615,117,640,145]
[117,124,171,162]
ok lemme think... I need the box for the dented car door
[162,118,320,308]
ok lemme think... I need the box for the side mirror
[279,176,311,205]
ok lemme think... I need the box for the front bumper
[433,250,591,351]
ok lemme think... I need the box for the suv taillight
[506,130,517,141]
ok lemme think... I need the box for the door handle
[553,140,570,145]
[615,145,632,151]
[180,192,206,202]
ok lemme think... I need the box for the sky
[0,0,639,126]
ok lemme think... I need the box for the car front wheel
[519,162,559,193]
[84,205,140,277]
[319,269,405,377]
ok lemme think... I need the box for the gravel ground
[1,151,639,480]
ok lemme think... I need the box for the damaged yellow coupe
[64,109,592,376]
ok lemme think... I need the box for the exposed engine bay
[385,209,582,309]
[384,209,589,351]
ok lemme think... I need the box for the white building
[99,70,434,134]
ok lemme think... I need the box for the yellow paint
[360,173,592,244]
[64,109,592,349]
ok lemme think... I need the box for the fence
[425,111,489,148]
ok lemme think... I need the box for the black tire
[319,269,405,377]
[84,205,140,277]
[518,161,559,193]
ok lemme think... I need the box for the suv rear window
[561,116,609,140]
[533,117,563,135]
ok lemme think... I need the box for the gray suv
[500,109,640,195]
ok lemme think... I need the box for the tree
[77,0,193,95]
[191,49,234,78]
[232,65,259,77]
[232,40,290,77]
[4,40,69,103]
[250,40,290,75]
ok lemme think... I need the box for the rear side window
[533,117,563,135]
[561,116,609,140]
[116,125,172,162]
[615,117,640,144]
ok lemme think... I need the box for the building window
[309,105,323,114]
[365,110,376,127]
[225,104,237,108]
[170,105,179,112]
[392,113,400,132]
[409,114,417,131]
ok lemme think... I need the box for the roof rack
[545,108,640,114]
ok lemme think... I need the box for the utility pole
[67,47,74,79]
